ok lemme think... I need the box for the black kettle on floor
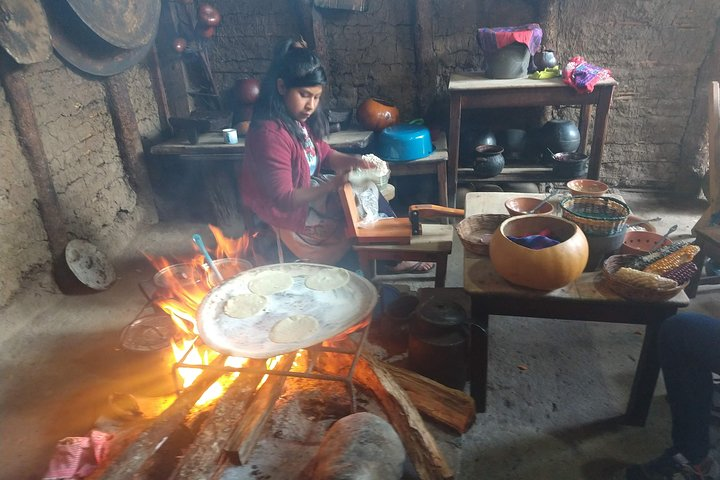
[408,298,470,390]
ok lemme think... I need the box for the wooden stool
[352,223,454,287]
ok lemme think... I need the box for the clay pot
[473,145,505,179]
[541,119,581,157]
[234,78,260,105]
[460,129,496,166]
[489,215,589,290]
[356,98,399,131]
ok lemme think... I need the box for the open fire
[144,225,291,407]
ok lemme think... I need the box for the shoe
[380,261,435,275]
[626,451,720,479]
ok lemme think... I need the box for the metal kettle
[408,298,470,390]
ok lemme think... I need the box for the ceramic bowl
[504,196,554,216]
[620,231,672,256]
[566,178,609,196]
[489,214,589,290]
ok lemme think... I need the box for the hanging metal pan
[65,0,160,50]
[0,0,52,64]
[42,0,154,77]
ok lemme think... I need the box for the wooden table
[149,129,373,230]
[150,129,374,159]
[463,192,689,426]
[447,74,617,207]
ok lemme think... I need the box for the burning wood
[221,352,297,466]
[354,355,454,480]
[169,359,266,479]
[89,354,228,480]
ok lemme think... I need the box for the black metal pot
[551,152,589,179]
[473,145,505,178]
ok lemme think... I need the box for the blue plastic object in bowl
[375,124,433,161]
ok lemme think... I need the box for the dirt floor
[1,190,719,480]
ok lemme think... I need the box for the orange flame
[143,226,256,406]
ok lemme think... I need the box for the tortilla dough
[269,315,320,343]
[305,267,350,291]
[248,271,294,295]
[223,293,267,319]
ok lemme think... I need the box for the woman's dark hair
[251,38,329,142]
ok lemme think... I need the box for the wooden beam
[103,74,158,222]
[412,0,436,116]
[294,0,330,80]
[0,52,72,288]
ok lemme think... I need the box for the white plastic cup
[222,128,239,144]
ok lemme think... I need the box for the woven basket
[455,214,509,255]
[560,195,631,236]
[601,254,687,301]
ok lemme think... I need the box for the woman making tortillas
[241,38,433,274]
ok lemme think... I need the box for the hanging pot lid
[41,0,154,77]
[0,0,52,64]
[65,239,116,291]
[65,0,160,50]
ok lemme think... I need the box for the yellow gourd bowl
[489,214,589,290]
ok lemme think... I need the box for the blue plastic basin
[375,124,433,161]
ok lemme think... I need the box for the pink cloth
[241,120,332,232]
[562,56,612,94]
[43,430,113,479]
[476,23,543,55]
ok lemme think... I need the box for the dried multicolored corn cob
[615,267,678,289]
[626,241,690,270]
[661,261,699,285]
[643,245,700,275]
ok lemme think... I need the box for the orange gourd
[489,215,589,290]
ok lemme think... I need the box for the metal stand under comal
[171,320,371,412]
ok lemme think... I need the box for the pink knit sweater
[240,120,332,232]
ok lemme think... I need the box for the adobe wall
[0,56,161,306]
[207,0,720,192]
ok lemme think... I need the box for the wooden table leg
[448,95,461,209]
[469,298,489,412]
[623,314,670,426]
[436,161,448,208]
[588,84,615,180]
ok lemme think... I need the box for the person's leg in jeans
[626,311,720,479]
[660,312,720,463]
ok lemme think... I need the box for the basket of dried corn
[456,214,509,255]
[560,195,631,236]
[601,244,699,301]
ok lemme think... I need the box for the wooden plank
[222,353,296,465]
[170,361,265,479]
[354,355,454,480]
